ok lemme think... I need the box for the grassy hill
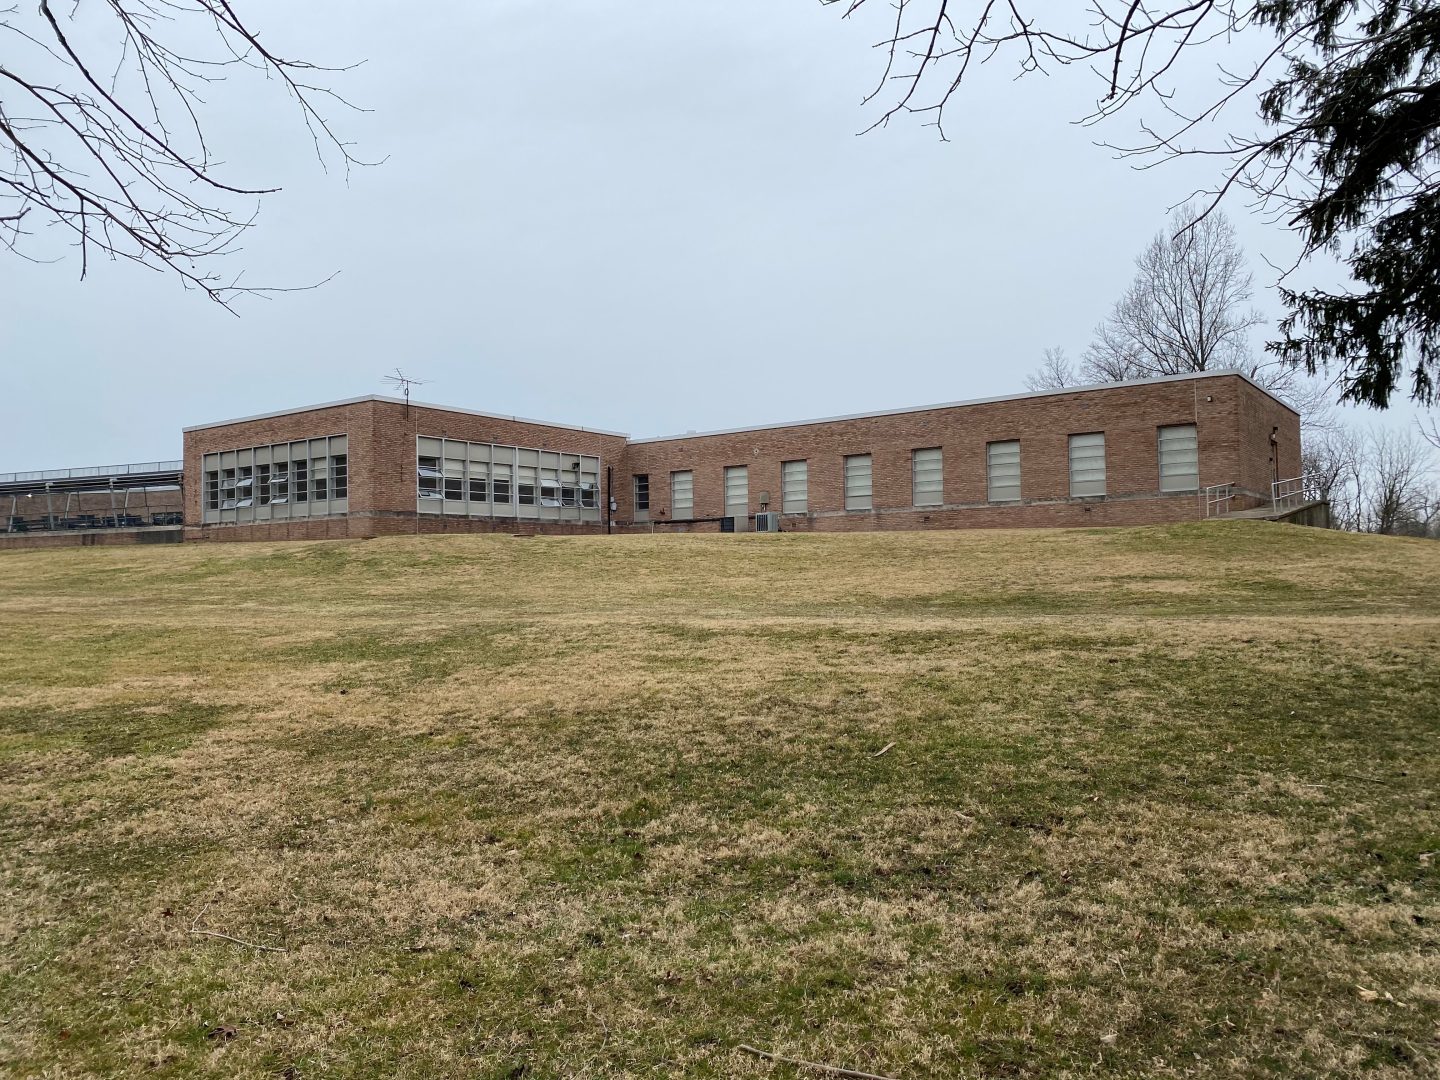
[1,523,1437,1078]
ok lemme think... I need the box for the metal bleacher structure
[1,460,184,534]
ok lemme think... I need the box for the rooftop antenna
[383,368,428,416]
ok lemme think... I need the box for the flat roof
[628,369,1298,444]
[183,395,631,438]
[181,369,1297,445]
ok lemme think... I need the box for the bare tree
[1421,414,1440,453]
[0,1,364,307]
[1081,204,1270,382]
[1363,427,1435,536]
[1023,347,1077,393]
[1301,424,1364,531]
[821,1,1440,410]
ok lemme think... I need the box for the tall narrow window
[633,474,650,520]
[1068,433,1106,497]
[234,466,254,508]
[271,463,289,504]
[418,456,442,499]
[671,471,694,519]
[1158,424,1199,492]
[492,462,512,504]
[912,448,943,506]
[204,471,220,511]
[987,441,1021,502]
[332,455,348,499]
[781,460,808,513]
[844,454,873,510]
[517,464,537,505]
[312,457,330,502]
[293,459,309,503]
[723,465,748,519]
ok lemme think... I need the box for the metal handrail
[1204,483,1236,518]
[1272,474,1315,512]
[0,460,182,484]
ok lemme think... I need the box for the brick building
[177,370,1300,543]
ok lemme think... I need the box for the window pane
[671,471,693,518]
[634,474,650,512]
[912,447,942,506]
[1068,432,1106,497]
[1158,424,1199,492]
[844,454,872,511]
[724,466,748,515]
[781,460,807,513]
[987,441,1021,502]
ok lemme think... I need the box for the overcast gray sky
[0,1,1420,471]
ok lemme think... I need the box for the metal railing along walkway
[0,460,182,485]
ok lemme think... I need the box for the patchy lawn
[0,522,1436,1078]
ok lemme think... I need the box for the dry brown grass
[0,522,1437,1078]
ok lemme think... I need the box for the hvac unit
[755,512,781,533]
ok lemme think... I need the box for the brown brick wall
[616,374,1295,529]
[182,400,377,533]
[174,376,1299,542]
[0,527,183,551]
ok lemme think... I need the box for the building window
[1158,424,1199,492]
[517,464,537,505]
[414,438,599,520]
[293,459,309,502]
[781,460,807,514]
[418,456,442,499]
[912,448,943,506]
[987,441,1021,502]
[671,471,694,519]
[634,474,650,512]
[724,465,748,518]
[844,454,872,511]
[312,457,330,501]
[199,435,347,525]
[493,468,512,504]
[1068,433,1106,497]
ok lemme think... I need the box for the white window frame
[724,465,748,518]
[912,447,943,506]
[1068,432,1106,498]
[986,441,1021,503]
[671,471,694,519]
[843,454,873,511]
[781,460,808,514]
[1158,424,1200,493]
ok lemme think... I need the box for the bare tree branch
[0,0,369,308]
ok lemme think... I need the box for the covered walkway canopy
[2,461,183,532]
